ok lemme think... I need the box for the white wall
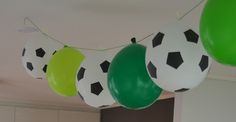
[0,106,14,122]
[59,110,99,122]
[0,106,100,122]
[15,108,58,122]
[174,79,236,122]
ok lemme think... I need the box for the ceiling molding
[0,75,234,111]
[0,100,99,113]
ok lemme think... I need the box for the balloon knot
[131,37,136,44]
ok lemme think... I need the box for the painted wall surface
[174,79,236,122]
[59,110,100,122]
[15,108,58,122]
[0,106,99,122]
[0,106,14,122]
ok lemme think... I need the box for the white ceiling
[0,0,236,111]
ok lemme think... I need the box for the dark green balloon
[108,44,162,110]
[200,0,236,66]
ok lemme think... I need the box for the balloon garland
[20,0,236,110]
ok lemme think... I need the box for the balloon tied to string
[21,0,210,109]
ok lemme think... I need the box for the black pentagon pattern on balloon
[77,91,84,101]
[99,105,109,108]
[22,48,26,56]
[175,88,189,92]
[77,67,86,82]
[26,62,34,71]
[100,60,110,73]
[167,52,184,69]
[35,48,46,58]
[42,65,47,73]
[184,29,199,44]
[91,82,103,96]
[52,50,57,55]
[152,32,165,48]
[147,61,157,79]
[199,55,209,72]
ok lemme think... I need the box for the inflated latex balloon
[76,51,118,108]
[47,47,85,96]
[108,43,162,110]
[200,0,236,66]
[21,33,64,79]
[146,22,212,92]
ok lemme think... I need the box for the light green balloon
[47,47,85,96]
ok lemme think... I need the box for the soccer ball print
[145,22,212,92]
[76,51,117,108]
[21,33,64,79]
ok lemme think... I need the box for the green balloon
[200,0,236,66]
[47,47,85,96]
[108,44,162,110]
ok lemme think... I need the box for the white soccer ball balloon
[21,33,64,79]
[145,22,212,92]
[76,51,117,108]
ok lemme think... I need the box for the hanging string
[24,17,65,46]
[71,33,154,52]
[98,33,154,51]
[23,0,205,51]
[24,17,154,51]
[177,0,205,21]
